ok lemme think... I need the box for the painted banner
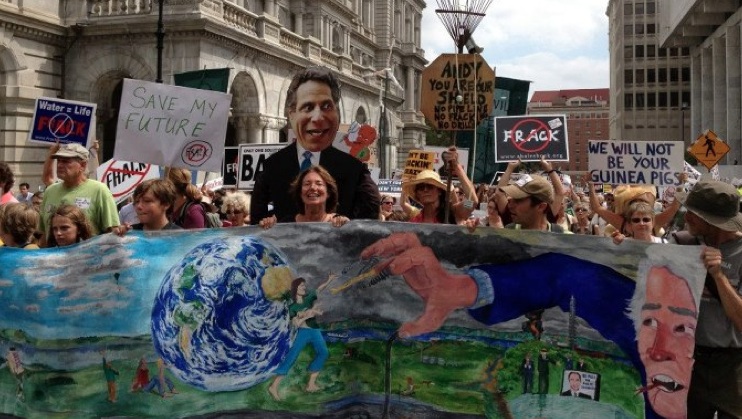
[495,115,569,162]
[0,224,705,419]
[588,140,684,186]
[96,159,161,203]
[114,79,232,172]
[28,97,96,148]
[237,144,283,190]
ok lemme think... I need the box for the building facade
[0,0,428,187]
[528,89,610,173]
[606,0,691,147]
[659,0,742,165]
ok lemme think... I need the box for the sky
[420,0,610,96]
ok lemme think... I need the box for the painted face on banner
[638,266,696,419]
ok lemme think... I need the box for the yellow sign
[402,149,435,181]
[690,130,730,170]
[420,54,496,131]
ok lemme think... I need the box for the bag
[177,200,222,228]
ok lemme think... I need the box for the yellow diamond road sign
[690,130,730,170]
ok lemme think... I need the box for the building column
[264,0,276,16]
[701,46,713,134]
[405,66,415,111]
[691,51,702,146]
[713,37,727,145]
[727,26,741,163]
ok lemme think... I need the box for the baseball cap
[683,180,742,232]
[502,175,554,204]
[52,143,89,161]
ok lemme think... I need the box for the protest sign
[222,146,239,188]
[237,143,283,190]
[495,115,569,162]
[376,179,402,195]
[114,79,232,172]
[96,159,160,203]
[421,54,496,131]
[28,97,96,148]
[425,146,470,176]
[588,140,683,186]
[402,149,435,181]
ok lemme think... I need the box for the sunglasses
[382,201,394,205]
[575,208,588,213]
[415,183,437,192]
[631,217,652,223]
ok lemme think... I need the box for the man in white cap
[676,180,742,417]
[39,143,119,240]
[501,175,563,232]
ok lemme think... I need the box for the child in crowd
[45,204,94,247]
[0,203,40,249]
[115,179,181,234]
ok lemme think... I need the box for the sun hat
[52,143,89,161]
[613,184,656,216]
[402,170,447,197]
[683,180,742,232]
[501,175,554,204]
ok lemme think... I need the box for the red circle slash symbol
[182,141,213,167]
[510,119,552,154]
[49,113,74,139]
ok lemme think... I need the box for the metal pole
[156,0,165,83]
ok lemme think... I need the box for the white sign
[97,159,160,203]
[425,146,470,175]
[237,144,284,190]
[588,140,684,186]
[114,78,232,172]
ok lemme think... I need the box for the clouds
[421,0,609,92]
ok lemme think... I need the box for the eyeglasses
[575,208,588,213]
[415,183,437,192]
[382,201,394,205]
[631,217,652,223]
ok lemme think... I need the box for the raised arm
[42,142,61,186]
[540,158,564,215]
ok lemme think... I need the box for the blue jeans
[274,327,328,375]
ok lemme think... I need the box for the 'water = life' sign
[28,97,96,148]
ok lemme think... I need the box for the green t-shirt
[289,289,318,329]
[40,179,120,236]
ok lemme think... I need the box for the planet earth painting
[151,236,296,391]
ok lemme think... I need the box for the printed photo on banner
[28,97,96,148]
[96,159,160,203]
[494,115,569,162]
[237,144,284,190]
[114,78,232,172]
[560,370,600,401]
[588,140,684,186]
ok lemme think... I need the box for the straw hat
[402,170,447,197]
[613,185,656,216]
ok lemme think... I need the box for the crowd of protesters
[1,65,742,418]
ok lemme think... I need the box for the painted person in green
[268,275,335,400]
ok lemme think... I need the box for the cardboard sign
[421,54,496,131]
[114,78,232,172]
[588,140,683,186]
[690,130,730,170]
[494,115,569,162]
[222,147,239,188]
[28,97,96,147]
[96,159,160,203]
[425,146,470,175]
[402,149,435,181]
[237,144,283,190]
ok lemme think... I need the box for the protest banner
[28,97,96,148]
[0,223,705,418]
[401,149,435,181]
[376,179,402,195]
[495,115,569,162]
[588,140,684,186]
[96,159,160,203]
[421,54,496,131]
[237,143,284,190]
[222,146,239,188]
[114,79,232,172]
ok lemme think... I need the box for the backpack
[177,200,222,228]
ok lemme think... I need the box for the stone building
[0,0,428,187]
